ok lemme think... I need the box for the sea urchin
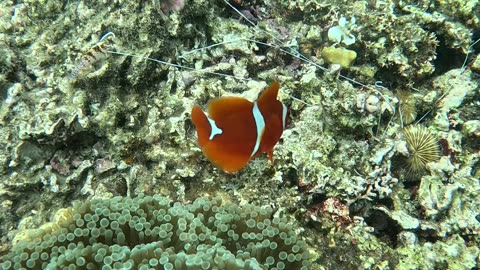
[396,125,441,180]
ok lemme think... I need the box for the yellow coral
[321,46,357,68]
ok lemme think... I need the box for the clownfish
[191,82,288,173]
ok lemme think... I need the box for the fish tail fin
[267,150,274,163]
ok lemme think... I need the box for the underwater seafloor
[0,0,479,269]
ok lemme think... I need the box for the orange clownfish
[191,82,288,173]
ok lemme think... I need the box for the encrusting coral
[1,194,310,270]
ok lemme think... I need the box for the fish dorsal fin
[257,81,280,108]
[207,96,253,121]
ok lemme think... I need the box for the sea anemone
[2,195,311,269]
[394,125,441,181]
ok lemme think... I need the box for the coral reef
[396,234,479,270]
[272,0,476,82]
[0,0,479,268]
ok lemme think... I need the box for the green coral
[1,195,311,269]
